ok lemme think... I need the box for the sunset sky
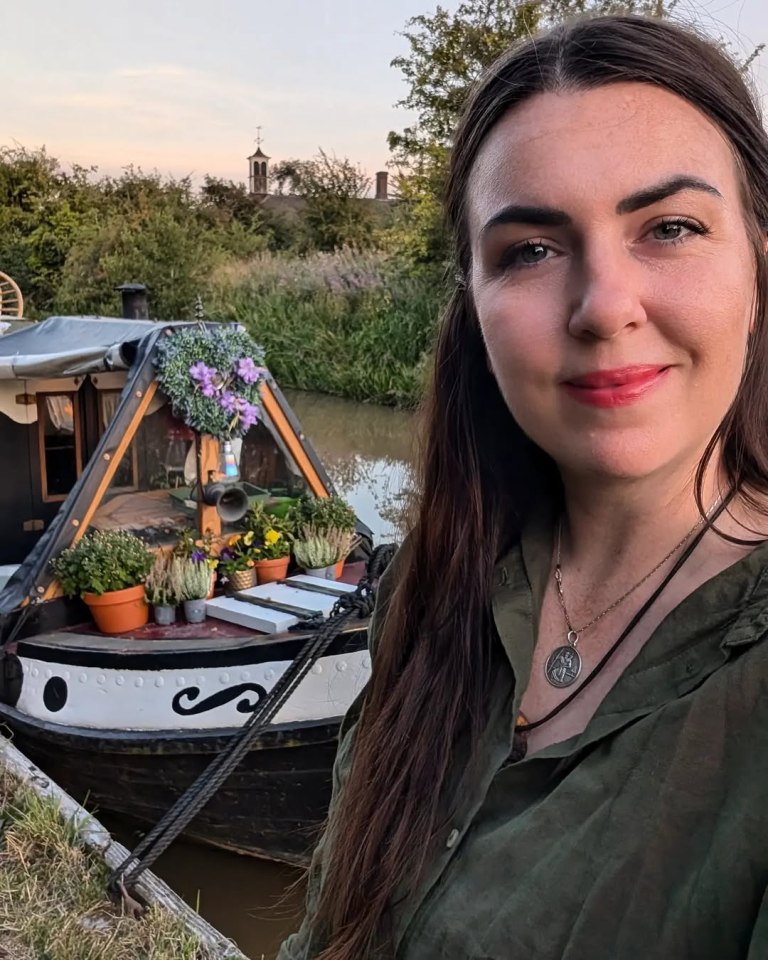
[5,0,768,187]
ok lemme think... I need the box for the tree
[385,0,675,265]
[271,150,374,252]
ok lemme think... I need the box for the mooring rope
[107,543,397,905]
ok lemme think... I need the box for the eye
[649,217,709,244]
[498,241,556,271]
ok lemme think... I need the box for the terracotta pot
[255,555,290,585]
[228,568,256,591]
[83,584,149,635]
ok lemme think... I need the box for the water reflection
[283,389,417,543]
[154,839,305,959]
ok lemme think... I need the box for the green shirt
[278,519,768,960]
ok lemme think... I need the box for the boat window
[88,398,308,546]
[99,390,138,490]
[38,393,82,502]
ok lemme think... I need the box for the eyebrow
[481,175,724,235]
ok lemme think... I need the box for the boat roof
[0,316,161,380]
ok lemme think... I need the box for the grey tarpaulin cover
[0,316,159,379]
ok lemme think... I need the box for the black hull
[0,707,340,866]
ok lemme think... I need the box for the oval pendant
[545,645,582,688]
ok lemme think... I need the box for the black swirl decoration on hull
[172,683,267,716]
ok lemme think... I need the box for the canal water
[148,390,417,959]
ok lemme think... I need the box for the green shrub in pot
[51,529,154,597]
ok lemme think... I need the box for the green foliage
[385,0,676,265]
[211,249,443,407]
[290,494,357,533]
[51,530,154,597]
[0,150,272,320]
[272,150,374,252]
[153,325,266,439]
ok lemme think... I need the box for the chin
[549,433,689,483]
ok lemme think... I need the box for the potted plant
[50,529,154,634]
[217,531,259,591]
[173,557,212,623]
[173,528,220,597]
[145,553,182,625]
[245,504,292,585]
[292,529,339,578]
[290,495,358,578]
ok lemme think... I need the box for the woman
[279,14,768,960]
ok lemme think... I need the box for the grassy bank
[210,250,445,408]
[0,767,212,960]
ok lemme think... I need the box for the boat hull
[1,705,340,866]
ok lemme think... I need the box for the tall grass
[209,250,446,408]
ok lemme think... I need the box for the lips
[562,365,669,408]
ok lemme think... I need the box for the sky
[4,0,768,187]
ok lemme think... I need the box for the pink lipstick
[561,365,669,408]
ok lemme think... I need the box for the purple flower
[240,400,260,431]
[189,361,215,382]
[191,549,207,563]
[219,547,235,562]
[219,391,236,414]
[236,357,262,384]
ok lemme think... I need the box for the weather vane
[255,126,263,149]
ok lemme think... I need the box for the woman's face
[468,83,757,485]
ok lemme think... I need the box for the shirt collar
[491,507,768,753]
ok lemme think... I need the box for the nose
[567,249,647,340]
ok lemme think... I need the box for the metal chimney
[117,283,149,320]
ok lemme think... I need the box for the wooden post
[197,435,221,536]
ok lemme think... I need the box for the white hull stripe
[16,650,372,732]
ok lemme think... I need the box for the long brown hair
[311,15,768,958]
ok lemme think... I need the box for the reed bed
[209,250,445,408]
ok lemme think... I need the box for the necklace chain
[554,511,710,643]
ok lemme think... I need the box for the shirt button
[446,828,460,849]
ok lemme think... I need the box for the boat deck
[16,562,367,660]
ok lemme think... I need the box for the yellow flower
[246,559,255,567]
[265,529,280,545]
[243,530,255,546]
[227,534,241,547]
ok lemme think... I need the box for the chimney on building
[375,170,389,201]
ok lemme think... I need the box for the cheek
[474,282,565,394]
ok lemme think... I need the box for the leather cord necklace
[516,494,731,742]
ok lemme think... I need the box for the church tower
[247,128,270,197]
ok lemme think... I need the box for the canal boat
[0,314,375,866]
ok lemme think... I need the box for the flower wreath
[154,326,267,440]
